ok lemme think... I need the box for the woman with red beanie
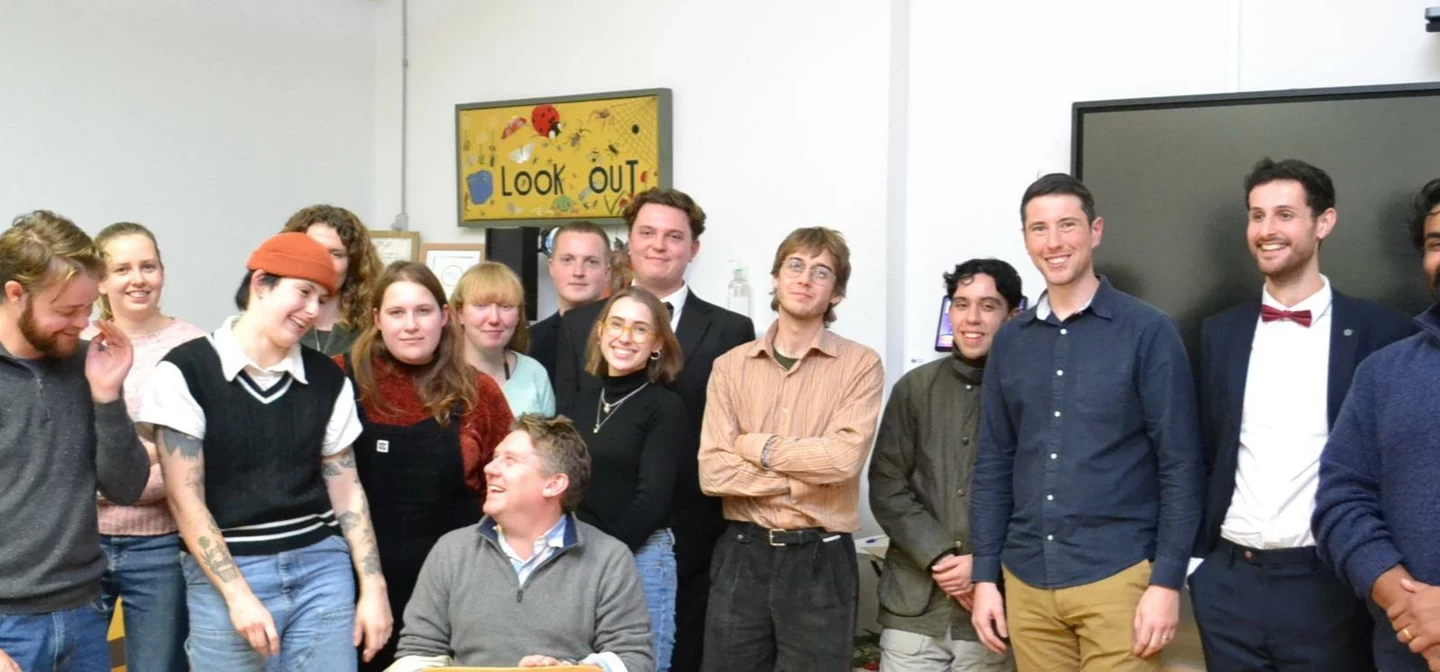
[139,232,392,670]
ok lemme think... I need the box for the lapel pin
[1343,329,1353,337]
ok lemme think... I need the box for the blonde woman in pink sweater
[81,222,204,672]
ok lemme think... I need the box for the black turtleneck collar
[949,350,985,384]
[603,368,651,395]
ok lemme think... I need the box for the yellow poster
[456,89,671,226]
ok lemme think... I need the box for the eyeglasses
[603,318,655,343]
[782,258,835,284]
[554,254,605,271]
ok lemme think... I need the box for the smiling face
[1246,179,1333,284]
[548,230,611,308]
[771,249,842,323]
[627,203,698,293]
[597,296,662,376]
[99,234,164,321]
[305,223,349,289]
[482,430,567,521]
[8,271,99,358]
[1023,194,1102,290]
[376,280,448,365]
[948,272,1015,360]
[253,274,329,348]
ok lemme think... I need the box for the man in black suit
[555,187,755,672]
[1190,158,1414,670]
[530,221,612,385]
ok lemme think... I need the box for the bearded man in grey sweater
[386,414,653,672]
[0,211,147,672]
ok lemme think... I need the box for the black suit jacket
[1194,289,1415,556]
[528,311,563,388]
[554,291,756,577]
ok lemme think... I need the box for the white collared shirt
[1220,277,1333,549]
[497,515,568,587]
[1034,288,1096,321]
[137,315,362,456]
[657,284,689,334]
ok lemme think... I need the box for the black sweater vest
[163,338,345,555]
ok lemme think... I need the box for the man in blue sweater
[1314,177,1440,672]
[0,211,148,672]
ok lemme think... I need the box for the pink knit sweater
[82,317,207,536]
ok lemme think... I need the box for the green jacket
[868,355,984,639]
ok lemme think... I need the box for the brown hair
[93,222,162,320]
[512,413,591,512]
[769,226,852,326]
[622,188,706,240]
[281,205,382,330]
[0,211,103,302]
[449,262,530,353]
[349,261,477,426]
[554,220,610,250]
[584,287,683,384]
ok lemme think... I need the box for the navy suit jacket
[1194,289,1415,556]
[554,291,755,578]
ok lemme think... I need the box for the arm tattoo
[196,531,239,582]
[337,495,383,576]
[184,465,205,499]
[158,427,204,460]
[321,449,357,480]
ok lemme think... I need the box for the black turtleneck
[564,368,689,550]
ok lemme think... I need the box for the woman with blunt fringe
[281,205,384,357]
[80,222,204,672]
[563,286,688,672]
[452,261,557,417]
[138,232,391,670]
[338,261,513,671]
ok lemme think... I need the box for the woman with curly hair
[282,205,383,356]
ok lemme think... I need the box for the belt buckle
[767,528,786,547]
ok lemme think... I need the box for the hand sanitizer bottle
[727,262,751,316]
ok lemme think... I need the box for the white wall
[0,0,378,330]
[902,0,1440,373]
[372,0,895,352]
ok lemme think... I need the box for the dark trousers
[701,522,857,672]
[1189,539,1374,671]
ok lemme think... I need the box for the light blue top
[496,515,568,587]
[504,351,556,418]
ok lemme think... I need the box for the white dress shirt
[1220,277,1333,549]
[658,284,689,334]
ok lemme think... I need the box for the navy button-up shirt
[970,277,1203,590]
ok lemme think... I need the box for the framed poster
[456,88,672,227]
[370,230,420,267]
[420,242,485,301]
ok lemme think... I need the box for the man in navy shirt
[969,174,1203,671]
[1314,176,1440,672]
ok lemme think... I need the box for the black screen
[1073,84,1440,351]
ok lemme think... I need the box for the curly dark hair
[281,205,382,330]
[1409,178,1440,251]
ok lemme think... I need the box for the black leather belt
[1217,538,1320,566]
[731,521,839,547]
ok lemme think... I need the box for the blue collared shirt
[970,277,1203,590]
[497,516,569,587]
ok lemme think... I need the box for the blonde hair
[449,261,530,353]
[0,211,103,301]
[94,222,161,320]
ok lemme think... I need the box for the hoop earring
[650,350,661,361]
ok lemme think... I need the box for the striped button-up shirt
[698,322,884,533]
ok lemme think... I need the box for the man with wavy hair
[0,211,147,672]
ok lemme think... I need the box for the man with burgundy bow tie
[1189,158,1414,670]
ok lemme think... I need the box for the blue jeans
[635,528,676,672]
[0,600,111,672]
[182,534,356,671]
[99,533,188,672]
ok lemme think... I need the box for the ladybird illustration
[531,104,562,139]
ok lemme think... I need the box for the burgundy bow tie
[1260,304,1313,327]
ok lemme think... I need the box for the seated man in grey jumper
[385,414,654,672]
